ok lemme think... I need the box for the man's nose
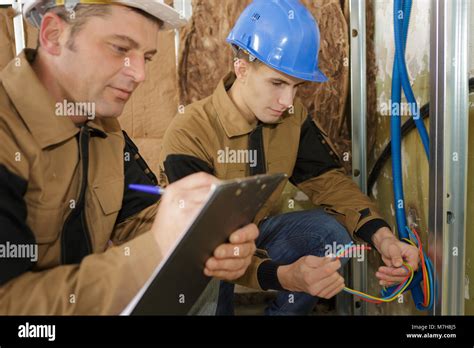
[123,55,146,83]
[278,87,295,108]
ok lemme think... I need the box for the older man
[0,0,259,314]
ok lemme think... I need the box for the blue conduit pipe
[390,0,409,238]
[381,0,434,310]
[394,0,430,157]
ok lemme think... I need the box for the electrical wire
[338,230,434,308]
[337,244,413,304]
[367,77,474,194]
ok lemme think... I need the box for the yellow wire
[403,237,430,306]
[343,237,431,305]
[343,262,414,303]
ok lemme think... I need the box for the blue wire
[407,227,434,310]
[389,0,433,311]
[392,0,408,236]
[424,253,435,310]
[394,0,430,157]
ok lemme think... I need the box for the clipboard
[124,173,287,315]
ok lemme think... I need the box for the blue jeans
[216,208,352,315]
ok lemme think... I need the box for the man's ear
[38,12,66,55]
[233,58,250,82]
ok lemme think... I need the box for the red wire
[411,227,429,307]
[342,232,431,308]
[336,243,431,306]
[410,228,427,304]
[337,245,383,304]
[386,265,411,294]
[337,245,412,304]
[352,268,411,305]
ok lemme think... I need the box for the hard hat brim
[115,0,187,30]
[23,0,188,30]
[313,69,328,83]
[229,39,328,83]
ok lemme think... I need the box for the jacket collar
[1,49,120,149]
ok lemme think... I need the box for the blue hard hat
[226,0,327,83]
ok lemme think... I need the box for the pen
[128,184,166,195]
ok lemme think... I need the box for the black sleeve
[257,260,285,291]
[163,154,214,184]
[356,219,392,246]
[289,115,341,186]
[0,164,36,286]
[116,131,160,224]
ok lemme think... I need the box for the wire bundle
[337,234,433,308]
[399,226,435,309]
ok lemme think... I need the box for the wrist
[371,227,397,251]
[277,264,294,291]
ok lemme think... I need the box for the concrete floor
[234,287,337,316]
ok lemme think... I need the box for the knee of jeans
[316,215,352,247]
[315,216,353,266]
[333,224,353,247]
[331,231,354,268]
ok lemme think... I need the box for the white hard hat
[23,0,188,30]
